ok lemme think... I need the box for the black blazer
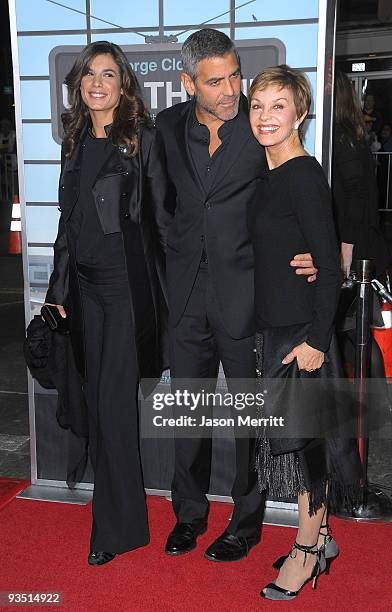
[46,122,172,391]
[156,95,267,338]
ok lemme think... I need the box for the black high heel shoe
[261,541,326,601]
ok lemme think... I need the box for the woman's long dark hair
[61,41,150,158]
[334,70,365,145]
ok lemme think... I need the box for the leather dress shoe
[204,532,260,562]
[88,551,116,566]
[165,522,207,556]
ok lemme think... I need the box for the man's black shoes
[88,551,116,566]
[165,524,260,560]
[165,522,208,555]
[204,532,260,562]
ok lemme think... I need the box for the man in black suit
[156,29,316,562]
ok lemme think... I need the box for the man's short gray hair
[181,28,240,80]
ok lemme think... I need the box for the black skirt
[255,323,362,515]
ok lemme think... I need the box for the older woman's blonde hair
[249,65,312,142]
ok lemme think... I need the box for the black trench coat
[46,122,173,395]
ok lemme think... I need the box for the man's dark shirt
[187,103,235,262]
[187,103,235,193]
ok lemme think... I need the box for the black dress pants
[170,264,265,538]
[79,267,149,553]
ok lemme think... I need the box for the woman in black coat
[45,41,171,565]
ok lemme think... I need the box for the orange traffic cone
[8,195,22,255]
[372,300,392,379]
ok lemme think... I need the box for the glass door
[348,73,392,212]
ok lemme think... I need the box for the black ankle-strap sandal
[261,541,326,601]
[272,540,319,570]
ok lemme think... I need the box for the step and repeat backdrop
[10,0,335,497]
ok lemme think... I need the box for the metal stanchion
[339,259,392,521]
[356,260,372,477]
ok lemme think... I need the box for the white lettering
[241,78,254,97]
[129,60,158,77]
[162,57,183,71]
[200,416,235,427]
[144,81,165,109]
[62,83,70,109]
[166,82,187,107]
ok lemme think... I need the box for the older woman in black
[248,66,361,600]
[45,41,170,565]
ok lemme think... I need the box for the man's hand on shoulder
[290,253,317,283]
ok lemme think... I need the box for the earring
[293,122,299,130]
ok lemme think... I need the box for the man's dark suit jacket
[156,95,267,339]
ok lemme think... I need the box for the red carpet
[0,495,390,611]
[0,478,29,511]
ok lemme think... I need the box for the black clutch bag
[41,305,69,334]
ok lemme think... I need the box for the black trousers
[79,267,149,553]
[169,264,265,538]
